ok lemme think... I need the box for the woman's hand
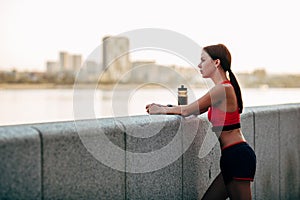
[146,103,166,114]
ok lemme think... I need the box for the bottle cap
[178,85,187,91]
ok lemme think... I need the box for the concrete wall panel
[279,104,300,199]
[241,108,255,147]
[123,115,183,199]
[252,106,280,200]
[34,119,125,200]
[0,104,299,199]
[182,116,221,199]
[0,126,41,199]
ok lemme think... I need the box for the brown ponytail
[228,69,243,113]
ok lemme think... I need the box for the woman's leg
[226,180,252,200]
[201,173,229,200]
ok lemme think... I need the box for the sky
[0,0,300,74]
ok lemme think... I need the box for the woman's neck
[211,71,228,85]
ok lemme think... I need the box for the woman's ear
[214,59,221,67]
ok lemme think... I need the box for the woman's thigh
[201,173,229,200]
[226,180,252,200]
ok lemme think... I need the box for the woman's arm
[146,84,226,117]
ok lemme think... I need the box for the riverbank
[0,83,73,90]
[0,83,298,90]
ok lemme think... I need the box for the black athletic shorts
[220,142,256,184]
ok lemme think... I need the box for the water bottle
[178,85,188,105]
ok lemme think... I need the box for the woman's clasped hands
[145,103,167,114]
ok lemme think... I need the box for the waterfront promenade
[1,104,299,199]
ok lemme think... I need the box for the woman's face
[198,50,217,78]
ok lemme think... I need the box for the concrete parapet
[182,116,220,199]
[251,105,280,199]
[0,104,299,199]
[241,107,255,148]
[0,125,41,199]
[33,119,126,200]
[278,104,300,199]
[123,115,183,199]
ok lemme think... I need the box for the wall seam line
[116,120,127,200]
[31,126,44,200]
[124,131,127,200]
[252,111,257,200]
[181,120,184,200]
[278,109,281,200]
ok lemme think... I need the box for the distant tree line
[0,70,75,84]
[1,69,300,88]
[236,69,300,88]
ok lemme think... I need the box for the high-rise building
[72,55,82,72]
[46,61,59,74]
[59,52,83,73]
[101,36,131,83]
[59,51,71,71]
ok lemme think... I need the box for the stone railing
[0,104,299,199]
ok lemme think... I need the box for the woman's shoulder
[208,83,235,102]
[207,84,229,103]
[210,82,233,93]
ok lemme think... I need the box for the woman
[146,44,256,200]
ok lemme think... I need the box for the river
[1,87,300,126]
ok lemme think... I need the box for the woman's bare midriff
[218,128,246,149]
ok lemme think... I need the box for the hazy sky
[1,0,299,74]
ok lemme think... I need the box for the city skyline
[1,0,300,74]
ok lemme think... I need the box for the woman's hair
[203,44,243,113]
